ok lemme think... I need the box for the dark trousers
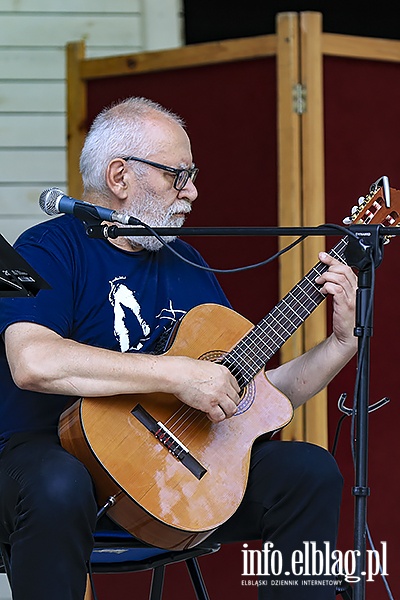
[0,432,98,600]
[208,439,343,599]
[0,432,342,600]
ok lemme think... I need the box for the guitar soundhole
[198,350,225,362]
[198,350,256,416]
[235,380,256,415]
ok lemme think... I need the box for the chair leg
[185,557,211,600]
[335,575,353,598]
[149,565,165,600]
[337,589,353,599]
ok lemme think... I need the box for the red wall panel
[87,56,278,599]
[324,55,400,599]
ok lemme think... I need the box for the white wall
[0,0,183,244]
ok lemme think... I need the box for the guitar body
[59,303,294,549]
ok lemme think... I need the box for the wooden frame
[66,12,400,449]
[67,34,278,199]
[275,14,304,442]
[294,13,400,447]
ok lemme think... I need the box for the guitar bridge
[131,404,207,480]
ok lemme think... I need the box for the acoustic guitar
[59,182,400,550]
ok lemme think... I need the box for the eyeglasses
[122,155,199,191]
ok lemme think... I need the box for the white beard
[122,192,192,252]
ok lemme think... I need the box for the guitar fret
[233,342,265,374]
[221,238,349,385]
[244,324,282,353]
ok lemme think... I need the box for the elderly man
[0,97,357,599]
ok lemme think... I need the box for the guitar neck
[220,237,349,388]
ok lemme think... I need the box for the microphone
[39,188,141,225]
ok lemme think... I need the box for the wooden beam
[322,32,400,62]
[276,12,305,442]
[67,40,87,199]
[300,12,328,448]
[80,35,277,79]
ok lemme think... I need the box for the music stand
[0,234,50,297]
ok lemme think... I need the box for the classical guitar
[59,182,400,550]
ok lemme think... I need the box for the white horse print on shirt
[109,277,150,352]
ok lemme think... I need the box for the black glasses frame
[122,155,199,191]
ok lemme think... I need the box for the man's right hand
[165,356,241,423]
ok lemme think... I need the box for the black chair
[0,532,219,600]
[88,529,219,600]
[1,536,353,599]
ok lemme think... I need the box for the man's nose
[179,177,198,202]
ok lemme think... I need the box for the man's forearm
[5,321,241,422]
[266,332,357,409]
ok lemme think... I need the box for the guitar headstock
[345,176,400,242]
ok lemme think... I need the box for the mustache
[169,200,192,216]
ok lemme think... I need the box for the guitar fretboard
[220,237,349,388]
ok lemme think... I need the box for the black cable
[122,219,360,274]
[331,413,348,457]
[143,226,308,273]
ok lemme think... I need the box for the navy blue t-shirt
[0,215,230,452]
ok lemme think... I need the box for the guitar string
[229,264,328,367]
[239,244,345,348]
[231,282,323,375]
[223,277,322,383]
[160,356,254,434]
[164,386,239,446]
[161,361,244,442]
[153,241,349,452]
[140,403,206,462]
[164,404,210,447]
[163,402,214,446]
[226,284,319,382]
[226,243,347,382]
[161,370,251,447]
[176,411,210,446]
[164,404,195,431]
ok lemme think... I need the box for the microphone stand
[80,207,399,600]
[344,225,384,600]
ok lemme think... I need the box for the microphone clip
[74,204,110,239]
[344,223,384,270]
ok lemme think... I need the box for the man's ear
[106,158,133,199]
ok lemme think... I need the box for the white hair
[79,97,185,196]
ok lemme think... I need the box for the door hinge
[293,83,307,114]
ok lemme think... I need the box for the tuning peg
[358,196,365,205]
[343,202,361,224]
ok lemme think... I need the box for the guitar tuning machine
[343,201,365,225]
[369,175,391,208]
[343,175,391,226]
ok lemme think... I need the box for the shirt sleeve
[0,225,75,337]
